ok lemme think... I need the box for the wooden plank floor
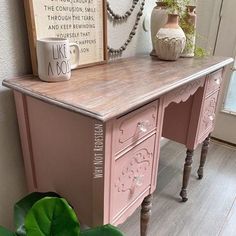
[118,141,236,236]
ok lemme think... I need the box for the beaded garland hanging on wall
[107,0,146,56]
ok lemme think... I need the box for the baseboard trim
[211,137,236,149]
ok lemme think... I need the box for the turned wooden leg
[180,149,194,202]
[197,134,211,179]
[140,194,153,236]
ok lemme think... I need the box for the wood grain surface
[2,56,233,121]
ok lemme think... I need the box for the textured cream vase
[150,2,168,56]
[155,14,186,61]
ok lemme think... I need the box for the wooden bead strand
[108,0,146,56]
[107,0,140,21]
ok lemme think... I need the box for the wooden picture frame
[23,0,108,75]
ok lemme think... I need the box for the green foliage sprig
[162,0,190,15]
[194,47,208,58]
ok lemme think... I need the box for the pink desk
[3,56,233,235]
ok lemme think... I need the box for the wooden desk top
[3,56,233,121]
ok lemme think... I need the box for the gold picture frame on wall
[23,0,108,75]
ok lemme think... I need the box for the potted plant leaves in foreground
[0,192,123,236]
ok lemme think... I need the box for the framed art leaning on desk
[23,0,108,75]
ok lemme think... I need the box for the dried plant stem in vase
[155,13,186,61]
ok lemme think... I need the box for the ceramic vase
[181,6,197,57]
[150,1,168,56]
[155,14,186,61]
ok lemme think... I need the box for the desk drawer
[206,70,222,96]
[112,135,155,219]
[113,100,158,154]
[198,92,218,140]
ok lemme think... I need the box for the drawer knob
[137,120,150,133]
[214,78,221,85]
[130,175,144,195]
[209,114,215,121]
[134,175,144,187]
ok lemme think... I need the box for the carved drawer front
[206,70,222,96]
[113,100,158,154]
[111,135,155,220]
[198,92,218,140]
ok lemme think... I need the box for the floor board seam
[217,194,236,236]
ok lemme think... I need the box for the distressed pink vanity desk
[3,56,233,235]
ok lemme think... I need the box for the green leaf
[0,226,16,236]
[25,197,80,236]
[81,225,124,236]
[14,192,60,236]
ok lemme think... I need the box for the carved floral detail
[118,106,157,144]
[164,78,205,108]
[115,148,153,194]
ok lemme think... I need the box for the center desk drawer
[112,134,156,220]
[113,100,158,154]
